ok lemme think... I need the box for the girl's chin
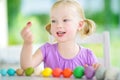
[57,39,68,43]
[54,36,68,42]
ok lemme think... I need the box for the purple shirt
[40,43,98,70]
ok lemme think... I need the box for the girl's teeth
[57,32,66,37]
[57,32,65,34]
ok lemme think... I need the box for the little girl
[20,0,99,70]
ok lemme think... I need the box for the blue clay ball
[1,69,7,76]
[7,68,16,76]
[85,66,95,79]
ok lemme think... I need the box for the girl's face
[50,5,82,43]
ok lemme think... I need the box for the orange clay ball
[52,68,62,77]
[62,68,72,78]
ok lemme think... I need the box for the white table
[0,76,91,80]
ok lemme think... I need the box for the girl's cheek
[51,27,56,35]
[65,23,71,26]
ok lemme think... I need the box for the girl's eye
[51,20,56,23]
[63,19,70,22]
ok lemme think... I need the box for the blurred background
[0,0,120,69]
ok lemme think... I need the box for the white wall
[0,0,8,48]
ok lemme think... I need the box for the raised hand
[21,22,34,44]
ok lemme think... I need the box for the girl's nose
[56,22,62,28]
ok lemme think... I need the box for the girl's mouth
[56,31,66,37]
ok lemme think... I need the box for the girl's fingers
[27,33,34,41]
[84,64,88,68]
[93,63,100,70]
[22,30,32,39]
[21,28,30,37]
[21,21,33,43]
[22,31,33,42]
[21,22,32,36]
[22,22,32,32]
[84,63,100,70]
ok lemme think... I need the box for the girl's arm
[20,43,33,69]
[20,44,43,70]
[20,22,43,70]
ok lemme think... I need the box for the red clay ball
[62,68,72,78]
[52,68,62,77]
[27,21,32,26]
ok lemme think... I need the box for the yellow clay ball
[41,67,52,77]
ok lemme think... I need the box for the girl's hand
[21,22,34,44]
[84,63,100,70]
[93,63,101,70]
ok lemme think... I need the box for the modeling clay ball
[104,68,120,80]
[25,67,34,76]
[0,69,7,76]
[95,65,106,80]
[16,68,24,76]
[41,67,52,77]
[62,68,72,78]
[33,67,43,76]
[73,66,84,78]
[7,68,16,76]
[52,68,62,77]
[85,66,95,79]
[27,21,32,26]
[116,72,120,80]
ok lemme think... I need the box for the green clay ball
[73,66,84,78]
[25,67,34,76]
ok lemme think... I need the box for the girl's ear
[78,21,84,30]
[46,23,51,34]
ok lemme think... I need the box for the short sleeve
[40,43,51,61]
[86,49,98,66]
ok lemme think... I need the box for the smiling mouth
[56,31,66,37]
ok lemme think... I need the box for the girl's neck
[58,41,77,49]
[57,41,80,59]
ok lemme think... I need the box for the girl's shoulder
[41,42,57,48]
[80,46,94,55]
[40,42,58,59]
[40,42,58,52]
[80,46,98,65]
